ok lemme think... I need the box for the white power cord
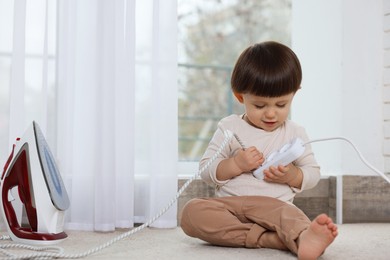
[1,132,389,259]
[306,137,390,184]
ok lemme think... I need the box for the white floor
[1,223,389,260]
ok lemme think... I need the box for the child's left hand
[263,164,302,188]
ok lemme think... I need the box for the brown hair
[231,41,302,97]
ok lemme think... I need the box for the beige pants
[180,196,311,254]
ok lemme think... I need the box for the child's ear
[233,92,244,103]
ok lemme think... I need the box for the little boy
[180,41,338,260]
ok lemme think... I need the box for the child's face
[235,92,295,132]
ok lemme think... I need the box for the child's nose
[265,108,276,118]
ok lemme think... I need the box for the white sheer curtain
[0,0,178,231]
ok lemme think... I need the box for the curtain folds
[2,0,178,231]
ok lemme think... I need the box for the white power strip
[253,136,390,184]
[253,137,305,179]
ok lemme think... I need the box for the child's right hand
[233,146,265,173]
[216,146,265,181]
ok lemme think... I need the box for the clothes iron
[0,121,70,245]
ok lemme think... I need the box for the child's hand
[233,146,264,173]
[263,163,303,188]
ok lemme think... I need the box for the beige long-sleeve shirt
[200,114,321,203]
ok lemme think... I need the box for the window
[178,0,292,169]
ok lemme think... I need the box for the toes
[327,222,336,229]
[316,214,329,224]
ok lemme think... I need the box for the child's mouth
[264,121,276,126]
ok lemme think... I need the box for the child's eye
[255,105,265,109]
[277,104,286,108]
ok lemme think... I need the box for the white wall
[292,0,384,176]
[383,0,390,172]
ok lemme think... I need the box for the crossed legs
[180,196,337,259]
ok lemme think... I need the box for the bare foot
[297,214,338,260]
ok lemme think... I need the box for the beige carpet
[1,223,389,259]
